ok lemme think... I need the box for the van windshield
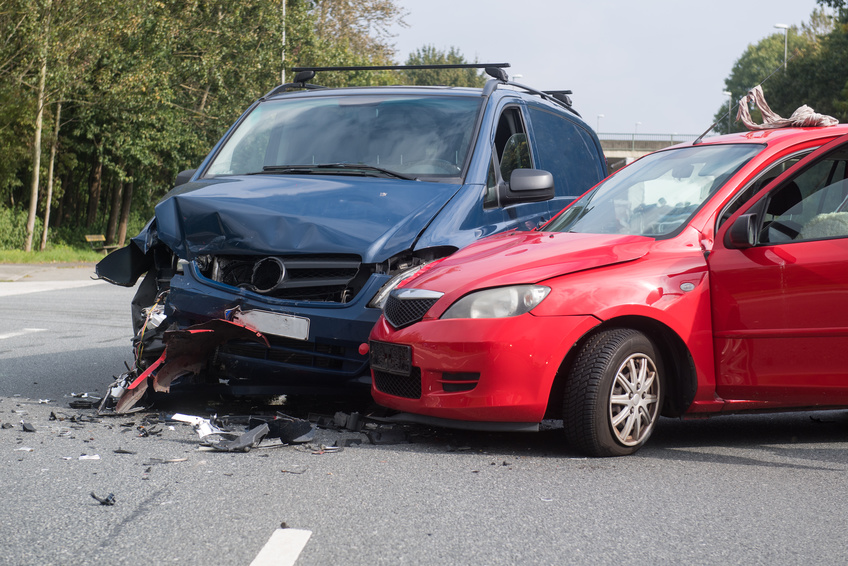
[204,94,483,180]
[547,144,763,237]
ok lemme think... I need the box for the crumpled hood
[147,175,463,262]
[407,230,653,296]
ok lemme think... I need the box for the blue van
[96,65,607,411]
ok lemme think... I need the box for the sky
[389,0,823,135]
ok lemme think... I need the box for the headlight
[368,262,431,309]
[441,285,550,319]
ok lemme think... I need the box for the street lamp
[596,113,604,131]
[722,90,732,132]
[774,23,788,70]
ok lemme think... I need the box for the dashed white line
[0,328,46,340]
[250,528,312,566]
[0,280,104,298]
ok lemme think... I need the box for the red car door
[710,135,848,408]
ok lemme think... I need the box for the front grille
[202,254,364,302]
[374,367,422,399]
[384,294,439,329]
[220,335,350,370]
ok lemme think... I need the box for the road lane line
[0,328,46,340]
[250,528,312,566]
[0,280,104,298]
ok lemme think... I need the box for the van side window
[528,105,605,198]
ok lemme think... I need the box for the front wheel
[563,328,663,457]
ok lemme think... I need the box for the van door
[484,104,551,230]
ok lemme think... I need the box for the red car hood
[408,231,653,297]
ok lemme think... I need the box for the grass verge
[0,245,106,264]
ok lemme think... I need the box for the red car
[366,124,848,456]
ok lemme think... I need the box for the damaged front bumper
[99,319,269,414]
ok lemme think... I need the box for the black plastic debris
[366,428,408,445]
[1,423,12,429]
[69,393,102,409]
[332,411,363,432]
[90,492,116,506]
[205,423,269,452]
[114,448,136,455]
[136,425,162,437]
[21,422,36,433]
[249,414,315,444]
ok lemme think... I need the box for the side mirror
[499,169,555,206]
[725,213,758,249]
[175,169,196,187]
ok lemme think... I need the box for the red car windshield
[548,144,763,237]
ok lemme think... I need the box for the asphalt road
[2,265,848,565]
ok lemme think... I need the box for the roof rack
[262,63,580,117]
[290,63,510,73]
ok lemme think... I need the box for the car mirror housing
[175,169,196,187]
[726,213,758,249]
[499,168,555,206]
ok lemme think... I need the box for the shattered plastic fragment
[205,423,270,452]
[311,444,343,455]
[21,422,36,433]
[142,457,188,465]
[15,446,34,452]
[90,492,116,506]
[281,465,308,474]
[171,413,234,439]
[114,448,136,455]
[79,454,101,460]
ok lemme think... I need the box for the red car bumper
[369,313,600,423]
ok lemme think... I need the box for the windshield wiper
[259,163,417,181]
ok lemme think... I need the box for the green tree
[403,45,486,87]
[714,6,848,135]
[0,0,450,251]
[713,26,813,134]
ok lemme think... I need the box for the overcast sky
[390,0,822,135]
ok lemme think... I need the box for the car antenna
[693,51,801,145]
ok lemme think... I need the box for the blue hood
[149,175,463,263]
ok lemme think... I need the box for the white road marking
[0,328,46,340]
[250,528,312,566]
[0,280,104,298]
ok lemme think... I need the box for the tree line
[0,0,483,251]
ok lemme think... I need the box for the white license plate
[232,310,310,341]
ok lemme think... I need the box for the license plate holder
[232,310,310,341]
[370,341,412,376]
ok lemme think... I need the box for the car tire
[563,328,663,457]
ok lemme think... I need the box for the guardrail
[596,133,704,153]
